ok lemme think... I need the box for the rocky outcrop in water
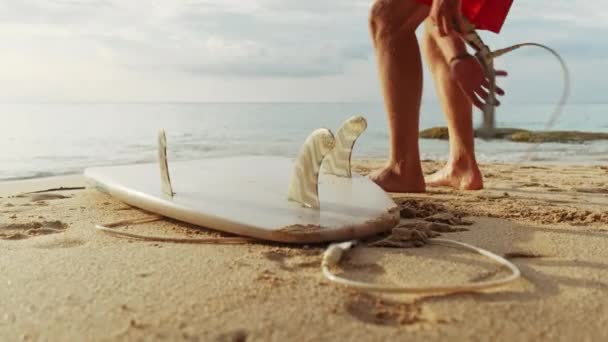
[420,127,608,143]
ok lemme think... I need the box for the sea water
[1,102,607,181]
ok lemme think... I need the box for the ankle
[447,154,478,171]
[388,159,423,176]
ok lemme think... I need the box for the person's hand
[430,0,465,37]
[449,55,507,110]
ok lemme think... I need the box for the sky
[0,0,606,104]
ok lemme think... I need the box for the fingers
[471,94,484,110]
[475,87,489,103]
[481,80,506,96]
[449,0,465,34]
[461,85,484,110]
[430,8,445,36]
[480,88,502,106]
[439,12,449,36]
[471,94,500,110]
[452,8,465,33]
[493,98,501,107]
[434,2,466,37]
[482,79,489,89]
[434,18,446,36]
[476,87,501,106]
[466,85,502,110]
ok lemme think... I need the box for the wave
[0,170,80,182]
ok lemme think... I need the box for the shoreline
[2,158,607,186]
[0,175,86,196]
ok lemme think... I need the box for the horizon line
[1,100,606,105]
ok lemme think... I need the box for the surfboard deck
[85,156,399,243]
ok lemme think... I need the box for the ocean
[1,102,607,181]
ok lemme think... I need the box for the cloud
[0,0,373,79]
[0,0,605,102]
[509,1,608,29]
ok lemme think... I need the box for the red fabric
[416,0,513,33]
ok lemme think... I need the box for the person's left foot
[425,159,483,190]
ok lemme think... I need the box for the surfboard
[85,117,400,243]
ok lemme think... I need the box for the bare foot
[425,160,483,190]
[370,162,426,193]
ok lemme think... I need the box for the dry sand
[1,161,608,341]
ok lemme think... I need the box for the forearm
[428,24,468,63]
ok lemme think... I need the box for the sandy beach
[1,160,608,341]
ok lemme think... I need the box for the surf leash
[460,19,571,163]
[95,216,255,244]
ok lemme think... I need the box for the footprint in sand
[2,192,72,213]
[215,329,248,342]
[345,293,423,326]
[262,248,322,271]
[29,193,71,202]
[572,187,608,194]
[33,238,86,249]
[0,220,69,240]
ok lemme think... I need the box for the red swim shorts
[416,0,513,33]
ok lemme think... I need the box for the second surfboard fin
[323,115,368,178]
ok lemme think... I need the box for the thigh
[370,0,429,35]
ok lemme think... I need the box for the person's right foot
[369,161,426,193]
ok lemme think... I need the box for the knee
[369,0,425,46]
[369,0,400,42]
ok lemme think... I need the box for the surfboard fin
[288,128,336,209]
[158,130,175,198]
[323,116,368,178]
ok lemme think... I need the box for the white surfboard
[85,117,399,243]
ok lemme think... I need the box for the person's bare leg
[421,20,483,190]
[368,0,429,193]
